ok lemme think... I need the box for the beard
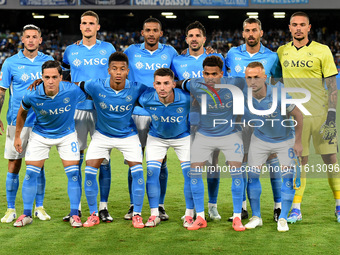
[190,45,202,52]
[246,38,260,47]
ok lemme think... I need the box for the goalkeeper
[277,11,340,224]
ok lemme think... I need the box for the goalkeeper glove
[320,109,337,140]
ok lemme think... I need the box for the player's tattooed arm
[325,75,338,109]
[0,87,6,135]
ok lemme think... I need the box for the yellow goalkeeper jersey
[277,41,338,117]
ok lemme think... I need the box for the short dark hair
[143,17,162,30]
[290,12,310,23]
[186,21,206,37]
[243,18,262,30]
[22,24,41,35]
[109,52,129,66]
[81,10,99,24]
[154,68,174,80]
[42,60,62,75]
[203,56,223,71]
[246,61,265,70]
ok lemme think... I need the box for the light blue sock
[35,166,46,208]
[280,169,295,220]
[99,161,111,203]
[131,164,145,213]
[247,168,262,217]
[84,166,99,214]
[207,163,220,204]
[159,161,168,205]
[6,172,19,209]
[242,162,247,203]
[267,158,282,203]
[230,168,244,214]
[190,167,204,213]
[65,165,81,215]
[182,162,194,209]
[22,165,41,217]
[78,153,84,199]
[146,161,161,209]
[128,167,133,205]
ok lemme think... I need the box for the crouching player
[139,68,194,228]
[182,56,246,231]
[244,62,303,232]
[79,52,146,229]
[13,60,86,228]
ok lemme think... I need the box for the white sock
[159,204,164,209]
[78,203,81,211]
[208,203,217,208]
[274,202,282,209]
[233,213,241,219]
[133,211,141,216]
[99,202,108,211]
[336,199,340,206]
[292,203,301,210]
[197,211,205,219]
[185,209,194,217]
[242,201,247,210]
[151,208,159,216]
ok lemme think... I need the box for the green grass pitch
[0,90,339,255]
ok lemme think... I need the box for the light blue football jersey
[139,88,190,139]
[83,78,148,138]
[62,39,116,110]
[172,49,226,80]
[244,82,295,143]
[184,77,245,137]
[21,81,86,138]
[0,50,53,127]
[124,42,178,116]
[225,43,282,78]
[124,42,178,86]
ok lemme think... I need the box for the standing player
[277,12,340,223]
[0,24,53,223]
[225,18,283,221]
[182,56,246,231]
[172,21,226,221]
[139,68,194,228]
[243,62,303,232]
[123,18,178,220]
[13,60,85,228]
[62,10,116,222]
[79,52,146,229]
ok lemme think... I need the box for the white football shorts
[86,131,143,163]
[74,109,97,151]
[248,134,296,168]
[132,114,151,148]
[191,132,243,163]
[4,125,32,160]
[25,132,80,161]
[146,135,190,162]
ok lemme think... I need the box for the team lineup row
[0,10,338,232]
